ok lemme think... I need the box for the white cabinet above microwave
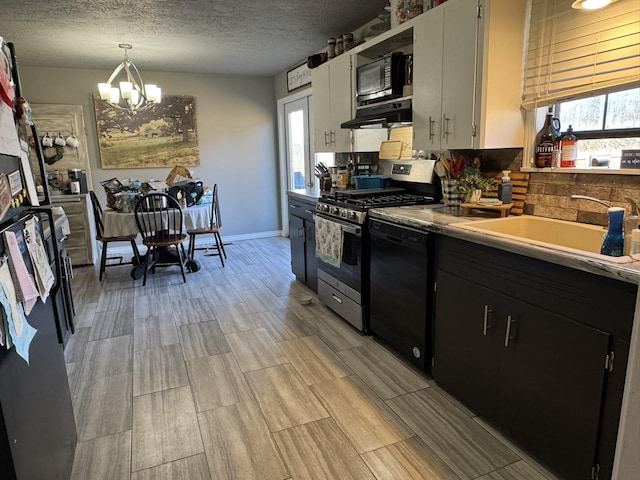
[312,53,354,153]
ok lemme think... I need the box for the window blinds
[522,0,640,108]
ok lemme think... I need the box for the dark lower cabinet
[290,215,306,281]
[288,195,317,292]
[0,299,77,480]
[434,270,609,480]
[433,236,636,480]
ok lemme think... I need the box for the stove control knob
[350,211,356,220]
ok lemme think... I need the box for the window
[552,87,640,168]
[522,0,640,171]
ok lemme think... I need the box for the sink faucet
[570,195,611,208]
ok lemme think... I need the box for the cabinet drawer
[54,200,86,215]
[65,245,91,265]
[288,198,317,222]
[65,214,87,231]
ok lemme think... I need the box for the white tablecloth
[102,204,211,237]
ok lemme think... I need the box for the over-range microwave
[356,52,407,104]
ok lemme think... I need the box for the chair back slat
[89,191,105,237]
[134,193,184,243]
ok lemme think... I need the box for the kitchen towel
[314,216,343,268]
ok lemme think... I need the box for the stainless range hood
[341,98,412,129]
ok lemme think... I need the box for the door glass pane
[288,109,305,189]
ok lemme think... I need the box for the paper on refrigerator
[4,230,39,315]
[24,217,55,301]
[0,259,37,363]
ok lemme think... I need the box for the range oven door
[313,213,364,293]
[314,212,367,331]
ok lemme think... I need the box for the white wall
[20,66,280,237]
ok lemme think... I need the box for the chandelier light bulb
[96,44,161,114]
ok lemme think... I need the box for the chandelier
[97,44,161,114]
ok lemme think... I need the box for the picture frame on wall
[92,94,200,169]
[287,62,312,92]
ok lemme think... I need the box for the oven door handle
[314,214,361,236]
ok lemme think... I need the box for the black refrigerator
[0,40,77,479]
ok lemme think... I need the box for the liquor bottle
[560,125,577,167]
[534,109,557,168]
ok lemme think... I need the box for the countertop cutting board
[379,141,403,159]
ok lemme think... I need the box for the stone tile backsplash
[524,173,640,226]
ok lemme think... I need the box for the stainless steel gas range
[314,159,439,332]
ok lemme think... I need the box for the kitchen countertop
[370,205,640,285]
[287,187,640,285]
[287,188,322,201]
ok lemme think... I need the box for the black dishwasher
[369,219,432,370]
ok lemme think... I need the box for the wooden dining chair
[187,184,226,267]
[89,190,141,281]
[133,192,189,286]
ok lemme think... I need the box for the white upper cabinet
[412,7,445,150]
[412,0,526,150]
[312,53,353,153]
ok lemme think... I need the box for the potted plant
[453,166,495,203]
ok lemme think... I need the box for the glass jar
[327,37,336,58]
[342,33,354,51]
[335,38,344,56]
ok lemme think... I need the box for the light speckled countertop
[369,205,640,285]
[287,189,321,201]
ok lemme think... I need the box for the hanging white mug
[54,133,66,147]
[66,133,80,148]
[42,133,53,147]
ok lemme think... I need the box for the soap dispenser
[497,170,513,204]
[601,207,625,257]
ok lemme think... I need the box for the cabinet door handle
[504,315,517,347]
[429,116,436,142]
[304,209,314,214]
[297,226,305,239]
[443,114,451,142]
[483,305,493,336]
[324,131,330,146]
[331,294,343,304]
[330,130,336,145]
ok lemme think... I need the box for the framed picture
[92,94,200,169]
[287,62,312,92]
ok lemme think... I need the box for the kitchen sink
[452,215,635,264]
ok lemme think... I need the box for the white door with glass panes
[284,96,313,190]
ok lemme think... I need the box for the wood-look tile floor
[67,236,560,480]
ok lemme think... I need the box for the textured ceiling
[0,0,388,76]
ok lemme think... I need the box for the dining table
[102,203,212,278]
[102,203,212,238]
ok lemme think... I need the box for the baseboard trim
[103,230,285,256]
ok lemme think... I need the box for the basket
[353,175,389,189]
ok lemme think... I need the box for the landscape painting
[92,94,199,169]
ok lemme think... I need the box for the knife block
[321,177,332,192]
